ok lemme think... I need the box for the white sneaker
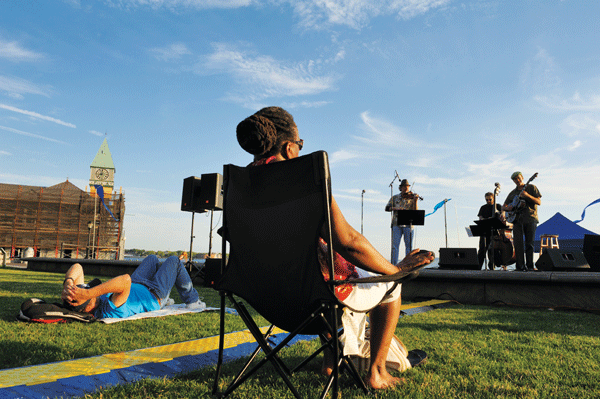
[185,299,206,310]
[160,297,175,309]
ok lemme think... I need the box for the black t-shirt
[478,203,501,219]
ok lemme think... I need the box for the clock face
[95,168,110,180]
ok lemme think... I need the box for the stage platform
[23,257,142,277]
[402,268,600,311]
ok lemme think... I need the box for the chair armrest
[329,263,428,285]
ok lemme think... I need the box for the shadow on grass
[180,351,362,398]
[401,305,600,339]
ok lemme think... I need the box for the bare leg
[366,298,404,389]
[320,334,334,377]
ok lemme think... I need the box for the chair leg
[212,291,227,396]
[229,324,277,388]
[235,301,292,375]
[332,304,339,399]
[221,298,302,399]
[215,298,368,398]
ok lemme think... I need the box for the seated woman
[236,106,434,390]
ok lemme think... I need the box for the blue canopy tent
[533,212,598,252]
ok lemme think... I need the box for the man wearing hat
[385,179,419,264]
[502,171,542,271]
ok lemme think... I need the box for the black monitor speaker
[199,173,223,211]
[536,248,590,271]
[181,173,223,213]
[438,248,479,270]
[181,176,205,213]
[583,234,600,272]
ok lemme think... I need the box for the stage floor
[403,269,600,310]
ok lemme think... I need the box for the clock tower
[89,138,115,197]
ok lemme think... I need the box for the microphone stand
[389,171,400,263]
[361,190,365,235]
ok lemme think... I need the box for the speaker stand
[186,211,203,281]
[207,209,214,257]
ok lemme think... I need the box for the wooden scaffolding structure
[0,180,125,260]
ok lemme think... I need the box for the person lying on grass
[61,254,204,319]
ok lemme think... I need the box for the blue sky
[1,0,599,257]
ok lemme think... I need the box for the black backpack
[17,298,97,323]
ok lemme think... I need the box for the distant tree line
[125,248,210,260]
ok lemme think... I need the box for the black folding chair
[212,151,423,398]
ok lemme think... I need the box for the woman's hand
[396,248,434,273]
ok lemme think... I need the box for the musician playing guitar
[502,171,541,271]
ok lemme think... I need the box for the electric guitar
[506,173,538,223]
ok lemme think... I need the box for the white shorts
[341,268,402,312]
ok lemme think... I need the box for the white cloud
[406,157,435,168]
[108,0,252,9]
[282,100,331,108]
[536,92,600,111]
[393,0,452,20]
[559,113,600,136]
[355,111,419,147]
[62,0,82,7]
[568,140,582,151]
[328,111,453,167]
[289,0,451,29]
[332,49,346,63]
[466,154,515,177]
[0,39,44,62]
[330,149,360,164]
[0,150,12,156]
[0,104,76,128]
[0,75,51,98]
[106,0,449,29]
[150,43,192,61]
[201,43,338,106]
[521,47,561,92]
[89,130,105,137]
[0,125,70,145]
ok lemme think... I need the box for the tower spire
[89,138,115,197]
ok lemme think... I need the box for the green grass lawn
[2,267,600,398]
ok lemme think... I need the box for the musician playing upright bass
[477,192,502,270]
[502,171,542,272]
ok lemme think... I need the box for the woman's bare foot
[366,365,405,389]
[396,248,434,272]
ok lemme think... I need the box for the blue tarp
[533,212,598,250]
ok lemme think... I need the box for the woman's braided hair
[236,106,297,158]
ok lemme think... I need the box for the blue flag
[94,185,120,222]
[573,197,600,224]
[425,198,451,217]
